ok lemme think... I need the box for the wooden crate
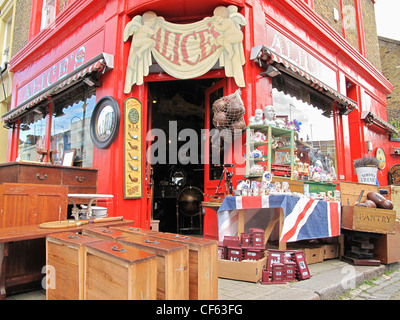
[341,206,396,234]
[84,240,157,300]
[339,181,380,205]
[148,232,218,300]
[372,221,400,264]
[118,235,189,300]
[218,257,267,282]
[46,232,102,300]
[340,181,396,234]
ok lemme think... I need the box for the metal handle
[129,227,141,231]
[36,173,48,180]
[111,245,126,252]
[175,235,190,240]
[67,234,79,239]
[102,229,113,234]
[145,239,160,245]
[76,176,85,182]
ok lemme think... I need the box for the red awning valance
[2,53,113,125]
[251,45,357,114]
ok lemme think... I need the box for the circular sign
[128,108,139,124]
[376,147,386,170]
[388,164,400,185]
[90,96,120,149]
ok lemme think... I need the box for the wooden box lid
[47,232,102,246]
[110,225,159,236]
[151,232,218,250]
[83,227,128,240]
[118,234,188,255]
[339,181,379,206]
[85,240,156,263]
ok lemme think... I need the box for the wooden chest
[118,234,189,300]
[84,240,157,300]
[46,232,102,300]
[145,232,218,300]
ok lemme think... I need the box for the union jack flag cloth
[217,195,341,242]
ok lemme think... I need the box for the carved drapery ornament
[123,5,246,93]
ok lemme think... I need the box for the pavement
[218,259,400,300]
[5,259,400,301]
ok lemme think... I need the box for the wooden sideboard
[0,161,98,196]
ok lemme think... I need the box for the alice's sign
[123,5,246,93]
[17,45,86,106]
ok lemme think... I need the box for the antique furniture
[0,183,68,228]
[0,219,133,299]
[84,240,157,300]
[118,234,189,300]
[46,232,102,300]
[176,186,204,234]
[0,162,98,202]
[111,225,218,300]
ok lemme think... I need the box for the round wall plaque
[90,96,120,149]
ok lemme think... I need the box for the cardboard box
[218,257,267,282]
[323,244,339,260]
[302,246,324,264]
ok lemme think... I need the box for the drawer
[18,165,61,185]
[62,168,97,187]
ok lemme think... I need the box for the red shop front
[2,0,394,240]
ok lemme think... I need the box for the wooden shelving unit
[245,125,297,179]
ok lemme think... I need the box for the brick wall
[314,0,342,34]
[11,0,31,58]
[361,0,381,71]
[314,0,381,70]
[379,37,400,117]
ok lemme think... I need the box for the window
[41,0,56,30]
[2,15,12,66]
[17,84,96,167]
[50,85,96,167]
[18,112,47,161]
[272,75,338,182]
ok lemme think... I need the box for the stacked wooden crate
[45,226,218,300]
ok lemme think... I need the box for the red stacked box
[249,228,264,247]
[228,247,243,261]
[261,249,311,284]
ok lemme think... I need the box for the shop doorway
[148,79,220,234]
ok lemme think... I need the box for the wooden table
[0,219,133,299]
[68,193,114,219]
[217,195,341,251]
